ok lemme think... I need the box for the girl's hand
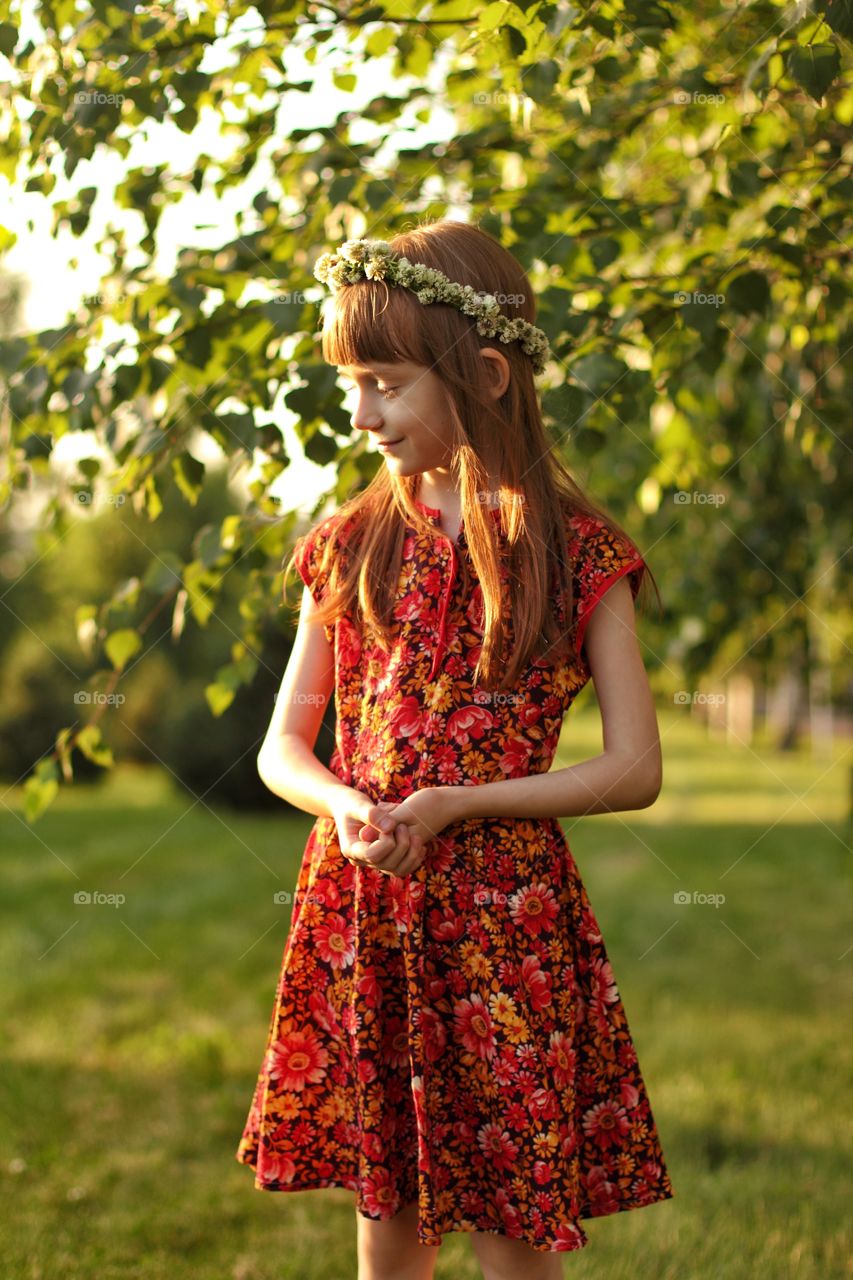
[360,787,458,857]
[329,791,426,879]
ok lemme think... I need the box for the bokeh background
[1,1,851,1276]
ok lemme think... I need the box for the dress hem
[235,1149,674,1254]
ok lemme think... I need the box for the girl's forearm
[443,750,662,823]
[257,734,354,818]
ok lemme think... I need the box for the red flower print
[509,882,560,937]
[499,737,534,775]
[477,1123,519,1172]
[620,1082,640,1110]
[387,695,424,740]
[356,968,383,1010]
[258,1149,296,1186]
[268,1029,329,1093]
[589,957,619,1006]
[554,1221,586,1251]
[519,954,553,1011]
[312,911,355,970]
[420,1006,448,1062]
[362,1167,401,1217]
[582,1101,631,1150]
[545,1031,576,1089]
[447,705,494,745]
[585,1165,620,1215]
[453,994,497,1059]
[307,989,343,1035]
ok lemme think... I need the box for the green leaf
[818,0,853,39]
[787,44,841,103]
[105,628,142,670]
[204,681,236,716]
[142,552,182,594]
[23,759,60,823]
[727,270,771,316]
[76,725,115,768]
[172,452,205,505]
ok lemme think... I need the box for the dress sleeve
[292,516,336,608]
[572,515,647,659]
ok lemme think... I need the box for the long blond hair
[285,218,658,691]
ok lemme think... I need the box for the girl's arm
[444,576,662,823]
[257,584,354,818]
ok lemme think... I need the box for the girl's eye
[377,386,399,399]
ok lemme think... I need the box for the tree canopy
[1,0,851,819]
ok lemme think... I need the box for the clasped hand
[331,786,456,879]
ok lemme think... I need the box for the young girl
[236,220,674,1279]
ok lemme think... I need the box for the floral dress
[235,498,674,1254]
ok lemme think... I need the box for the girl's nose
[351,392,383,433]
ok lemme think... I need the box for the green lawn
[1,708,851,1279]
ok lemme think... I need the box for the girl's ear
[478,347,511,399]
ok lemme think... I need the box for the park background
[1,0,851,1276]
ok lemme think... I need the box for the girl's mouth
[378,438,404,451]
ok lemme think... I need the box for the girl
[236,220,674,1279]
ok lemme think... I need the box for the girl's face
[337,360,457,476]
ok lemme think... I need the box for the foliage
[0,0,850,818]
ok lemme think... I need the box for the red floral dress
[235,499,674,1254]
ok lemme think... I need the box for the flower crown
[313,238,551,375]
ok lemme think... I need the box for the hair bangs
[319,282,433,371]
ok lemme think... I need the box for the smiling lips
[378,438,403,447]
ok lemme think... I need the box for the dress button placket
[427,540,458,682]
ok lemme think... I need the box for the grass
[1,707,851,1279]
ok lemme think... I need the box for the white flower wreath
[313,238,551,375]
